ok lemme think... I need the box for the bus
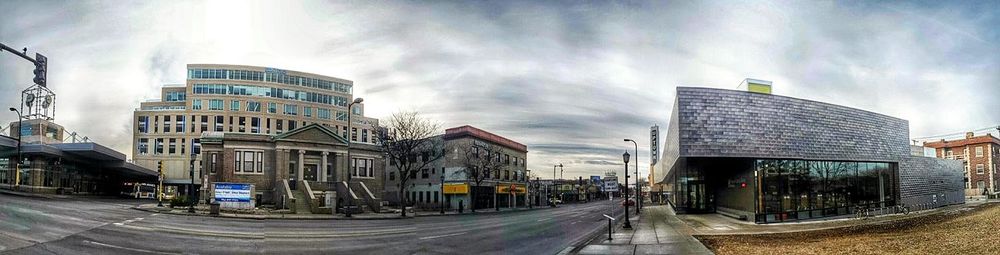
[121,182,157,199]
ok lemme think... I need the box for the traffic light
[33,53,47,87]
[158,160,163,175]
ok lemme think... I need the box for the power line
[911,125,999,140]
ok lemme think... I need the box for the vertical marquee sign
[650,125,659,166]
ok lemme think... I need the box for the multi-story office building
[653,86,965,223]
[384,125,528,211]
[133,64,378,196]
[923,132,1000,196]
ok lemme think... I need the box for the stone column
[297,150,305,181]
[321,151,329,182]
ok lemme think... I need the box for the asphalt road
[0,193,625,254]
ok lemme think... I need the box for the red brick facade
[924,133,1000,195]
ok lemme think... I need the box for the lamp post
[440,174,445,214]
[551,163,561,207]
[188,155,196,213]
[623,151,632,229]
[526,170,532,209]
[8,108,21,191]
[345,97,363,218]
[624,139,640,213]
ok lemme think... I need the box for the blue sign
[214,183,251,202]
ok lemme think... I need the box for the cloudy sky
[1,0,999,180]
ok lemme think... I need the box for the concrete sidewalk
[134,203,553,220]
[576,205,713,255]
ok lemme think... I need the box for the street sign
[603,214,616,221]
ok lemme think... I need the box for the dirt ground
[696,202,1000,255]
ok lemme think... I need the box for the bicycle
[894,204,909,215]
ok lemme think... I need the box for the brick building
[200,123,384,214]
[923,132,1000,196]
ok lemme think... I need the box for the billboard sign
[603,176,619,192]
[443,183,469,194]
[214,182,251,202]
[650,125,659,165]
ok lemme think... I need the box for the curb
[565,210,627,255]
[132,205,555,220]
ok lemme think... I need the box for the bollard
[603,214,616,240]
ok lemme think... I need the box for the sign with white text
[214,182,251,202]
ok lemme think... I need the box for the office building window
[318,108,331,119]
[283,104,298,115]
[137,116,149,133]
[175,115,184,133]
[304,107,313,118]
[192,99,202,110]
[362,129,368,143]
[163,116,171,133]
[168,138,176,154]
[231,100,240,111]
[190,115,196,133]
[155,138,163,154]
[977,164,985,174]
[215,116,224,131]
[351,128,357,142]
[209,99,224,110]
[422,169,429,179]
[138,138,149,155]
[239,117,247,132]
[165,91,186,102]
[251,117,260,133]
[200,116,208,132]
[246,101,261,112]
[268,102,277,113]
[192,139,201,155]
[288,120,297,130]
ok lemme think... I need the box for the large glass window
[756,159,897,223]
[230,100,240,111]
[246,101,261,112]
[318,108,331,119]
[192,99,202,110]
[138,138,149,155]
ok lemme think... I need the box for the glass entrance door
[687,180,709,211]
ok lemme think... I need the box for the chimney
[966,132,974,139]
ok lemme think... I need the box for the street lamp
[346,97,363,218]
[440,174,445,214]
[526,169,532,209]
[624,138,640,213]
[623,151,632,229]
[551,163,561,207]
[8,108,21,191]
[188,153,196,213]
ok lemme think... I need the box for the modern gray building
[653,86,965,223]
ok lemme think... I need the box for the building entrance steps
[576,205,713,255]
[291,188,312,214]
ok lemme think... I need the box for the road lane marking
[82,240,179,255]
[419,232,467,240]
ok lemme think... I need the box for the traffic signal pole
[0,43,38,63]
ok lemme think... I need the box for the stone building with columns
[200,123,384,214]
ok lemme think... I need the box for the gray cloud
[1,0,998,180]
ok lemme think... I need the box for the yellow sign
[496,184,527,194]
[443,183,469,194]
[748,83,772,94]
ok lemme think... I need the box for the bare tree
[458,142,509,212]
[373,111,444,217]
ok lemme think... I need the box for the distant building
[923,132,1000,196]
[384,125,528,211]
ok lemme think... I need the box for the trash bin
[210,203,220,216]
